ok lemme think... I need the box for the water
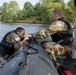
[0,22,76,41]
[0,22,48,41]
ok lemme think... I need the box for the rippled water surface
[0,22,48,41]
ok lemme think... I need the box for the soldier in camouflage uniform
[32,8,73,60]
[0,27,31,66]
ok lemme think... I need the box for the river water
[0,22,76,41]
[0,22,49,41]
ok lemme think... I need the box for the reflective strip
[15,37,20,41]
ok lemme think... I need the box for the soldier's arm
[33,21,67,39]
[32,28,56,39]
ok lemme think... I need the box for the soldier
[32,8,73,60]
[0,27,31,66]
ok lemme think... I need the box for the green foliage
[53,0,61,2]
[34,2,42,20]
[17,9,27,20]
[0,6,2,21]
[0,0,75,24]
[1,1,20,22]
[39,0,65,23]
[1,2,9,22]
[39,0,75,23]
[23,2,35,18]
[67,0,76,16]
[62,6,73,22]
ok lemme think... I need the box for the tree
[1,1,20,22]
[68,0,76,15]
[39,0,65,23]
[52,0,62,3]
[9,1,20,21]
[17,8,27,20]
[1,2,9,22]
[23,2,35,18]
[34,2,42,20]
[0,6,1,21]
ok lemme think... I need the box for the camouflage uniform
[0,31,27,68]
[6,31,27,51]
[33,21,71,59]
[33,21,68,38]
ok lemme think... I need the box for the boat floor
[38,38,76,75]
[57,57,76,75]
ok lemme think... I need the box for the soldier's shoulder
[7,31,18,38]
[49,21,66,31]
[52,21,66,26]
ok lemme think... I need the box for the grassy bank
[2,20,43,24]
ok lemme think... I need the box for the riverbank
[0,19,51,25]
[1,20,43,24]
[1,20,74,27]
[15,20,43,24]
[0,20,51,26]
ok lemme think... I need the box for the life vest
[51,17,73,45]
[0,30,16,58]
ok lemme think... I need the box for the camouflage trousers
[42,42,71,60]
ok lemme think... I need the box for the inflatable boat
[0,38,59,75]
[0,37,75,75]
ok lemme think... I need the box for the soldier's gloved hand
[30,33,34,37]
[24,33,32,41]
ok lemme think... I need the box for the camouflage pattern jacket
[33,21,68,39]
[5,31,27,51]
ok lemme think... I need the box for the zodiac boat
[0,37,76,75]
